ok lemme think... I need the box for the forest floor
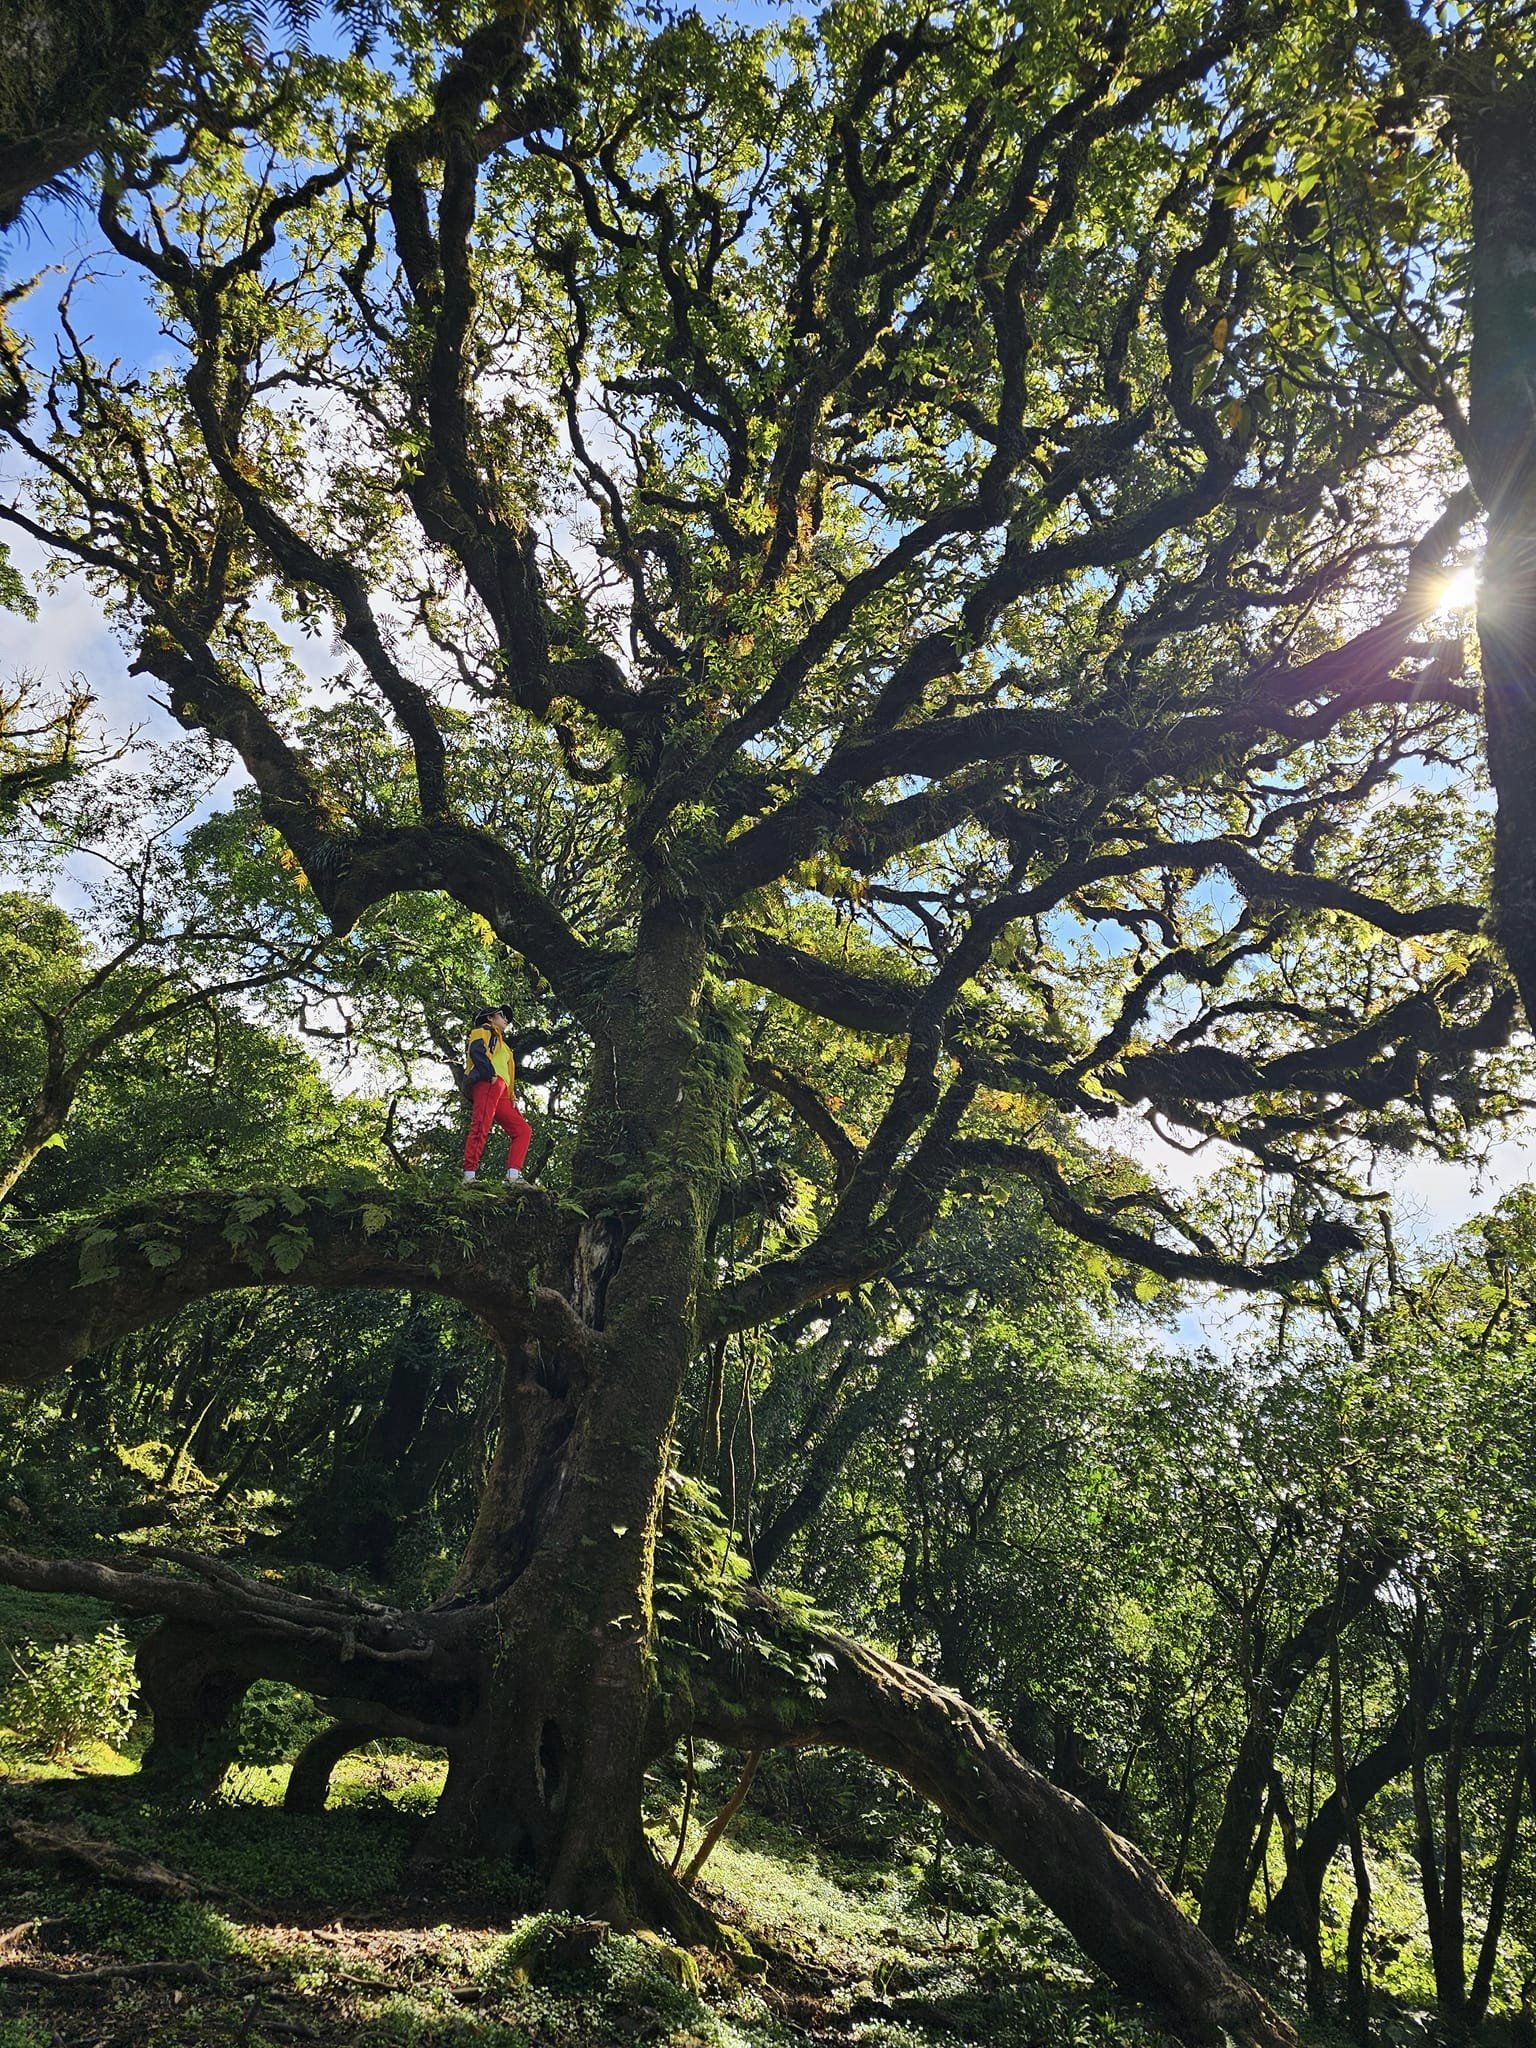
[0,1589,1500,2048]
[0,1731,1470,2048]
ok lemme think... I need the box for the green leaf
[267,1231,312,1274]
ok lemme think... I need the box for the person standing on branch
[461,1006,531,1186]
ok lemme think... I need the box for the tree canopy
[1,3,1534,2045]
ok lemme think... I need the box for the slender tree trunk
[681,1748,760,1886]
[1413,1684,1451,2008]
[0,1096,70,1207]
[1169,1699,1204,1895]
[1239,1787,1276,1932]
[207,1380,286,1509]
[1439,1672,1469,2021]
[1266,1608,1526,1958]
[1199,1560,1391,1951]
[165,1365,233,1489]
[1409,1629,1475,2024]
[754,1338,911,1577]
[1329,1636,1371,2047]
[1268,1769,1326,2009]
[1468,1738,1527,2025]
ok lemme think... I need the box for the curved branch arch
[0,1186,584,1390]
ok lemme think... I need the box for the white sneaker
[463,1170,477,1183]
[505,1167,523,1185]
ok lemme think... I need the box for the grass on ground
[0,1736,1499,2048]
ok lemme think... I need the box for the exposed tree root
[0,1959,227,1988]
[285,1721,380,1814]
[0,1817,217,1901]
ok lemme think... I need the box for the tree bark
[0,0,213,230]
[134,1622,250,1800]
[1413,1672,1455,2015]
[284,1722,377,1815]
[686,1594,1300,2048]
[0,1096,70,1208]
[1198,1556,1392,1952]
[411,900,734,1931]
[1459,73,1536,1027]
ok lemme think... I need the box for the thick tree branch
[952,1141,1364,1292]
[136,632,608,1001]
[0,1545,433,1663]
[744,1056,860,1192]
[679,1591,1299,2048]
[0,1187,585,1390]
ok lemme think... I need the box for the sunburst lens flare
[1435,563,1479,613]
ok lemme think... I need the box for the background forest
[1,1,1536,2046]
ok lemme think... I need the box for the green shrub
[67,1890,235,1963]
[0,2020,53,2048]
[1,1624,136,1760]
[232,1680,327,1767]
[110,1799,415,1906]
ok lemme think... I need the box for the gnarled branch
[679,1589,1299,2048]
[0,1186,585,1389]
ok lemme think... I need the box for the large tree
[0,3,1522,2042]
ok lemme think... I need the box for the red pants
[463,1078,532,1173]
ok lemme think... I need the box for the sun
[1436,562,1479,612]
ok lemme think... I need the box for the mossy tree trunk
[0,0,213,230]
[415,898,736,1928]
[683,1597,1301,2048]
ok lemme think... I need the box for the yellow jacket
[465,1023,514,1090]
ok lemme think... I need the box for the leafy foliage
[1,1624,137,1760]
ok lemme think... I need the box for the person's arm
[466,1031,497,1086]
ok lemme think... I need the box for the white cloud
[2,531,179,744]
